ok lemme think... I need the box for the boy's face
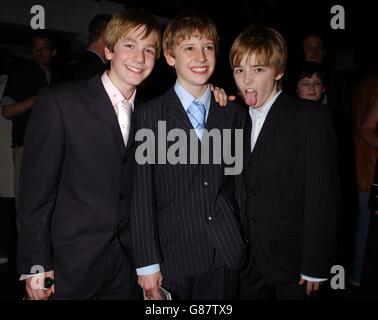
[165,35,216,96]
[233,53,283,108]
[296,73,325,102]
[105,26,158,95]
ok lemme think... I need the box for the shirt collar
[174,80,211,113]
[101,71,136,110]
[249,90,282,119]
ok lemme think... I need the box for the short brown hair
[89,14,112,44]
[105,8,161,59]
[163,12,219,57]
[229,25,287,76]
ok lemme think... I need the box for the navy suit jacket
[131,87,248,277]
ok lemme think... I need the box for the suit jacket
[70,50,107,81]
[131,87,247,277]
[242,92,340,284]
[17,75,135,298]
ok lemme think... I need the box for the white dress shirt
[249,90,281,152]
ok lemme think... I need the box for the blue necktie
[187,100,206,140]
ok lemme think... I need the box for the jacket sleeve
[301,105,340,278]
[17,87,64,275]
[130,106,163,268]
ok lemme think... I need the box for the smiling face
[164,35,216,97]
[233,53,283,108]
[105,25,159,98]
[296,73,325,101]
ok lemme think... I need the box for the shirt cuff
[136,264,160,276]
[300,274,327,282]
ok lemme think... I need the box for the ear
[275,72,284,81]
[104,46,113,61]
[164,51,175,67]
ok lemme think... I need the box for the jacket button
[119,193,124,200]
[250,189,257,196]
[207,216,212,221]
[203,181,209,187]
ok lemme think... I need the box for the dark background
[0,0,376,300]
[0,0,376,96]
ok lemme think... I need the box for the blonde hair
[163,13,219,57]
[105,8,161,59]
[229,25,287,77]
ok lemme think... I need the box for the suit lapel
[164,88,226,132]
[164,88,193,132]
[252,92,291,154]
[244,114,252,159]
[205,97,225,131]
[85,75,125,154]
[125,99,140,152]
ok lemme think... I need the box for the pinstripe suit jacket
[243,92,340,284]
[131,87,247,277]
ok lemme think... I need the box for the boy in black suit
[18,9,161,300]
[230,25,339,299]
[131,13,246,300]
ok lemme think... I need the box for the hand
[138,271,163,300]
[25,270,55,300]
[210,84,236,107]
[298,277,320,296]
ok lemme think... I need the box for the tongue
[245,91,257,106]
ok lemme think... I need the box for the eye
[204,45,214,51]
[145,48,156,56]
[124,43,135,49]
[253,67,264,73]
[184,46,194,52]
[233,68,243,74]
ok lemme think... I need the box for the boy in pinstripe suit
[131,12,247,300]
[230,25,339,299]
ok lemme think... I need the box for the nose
[196,49,206,62]
[134,49,145,63]
[243,69,253,85]
[308,83,316,91]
